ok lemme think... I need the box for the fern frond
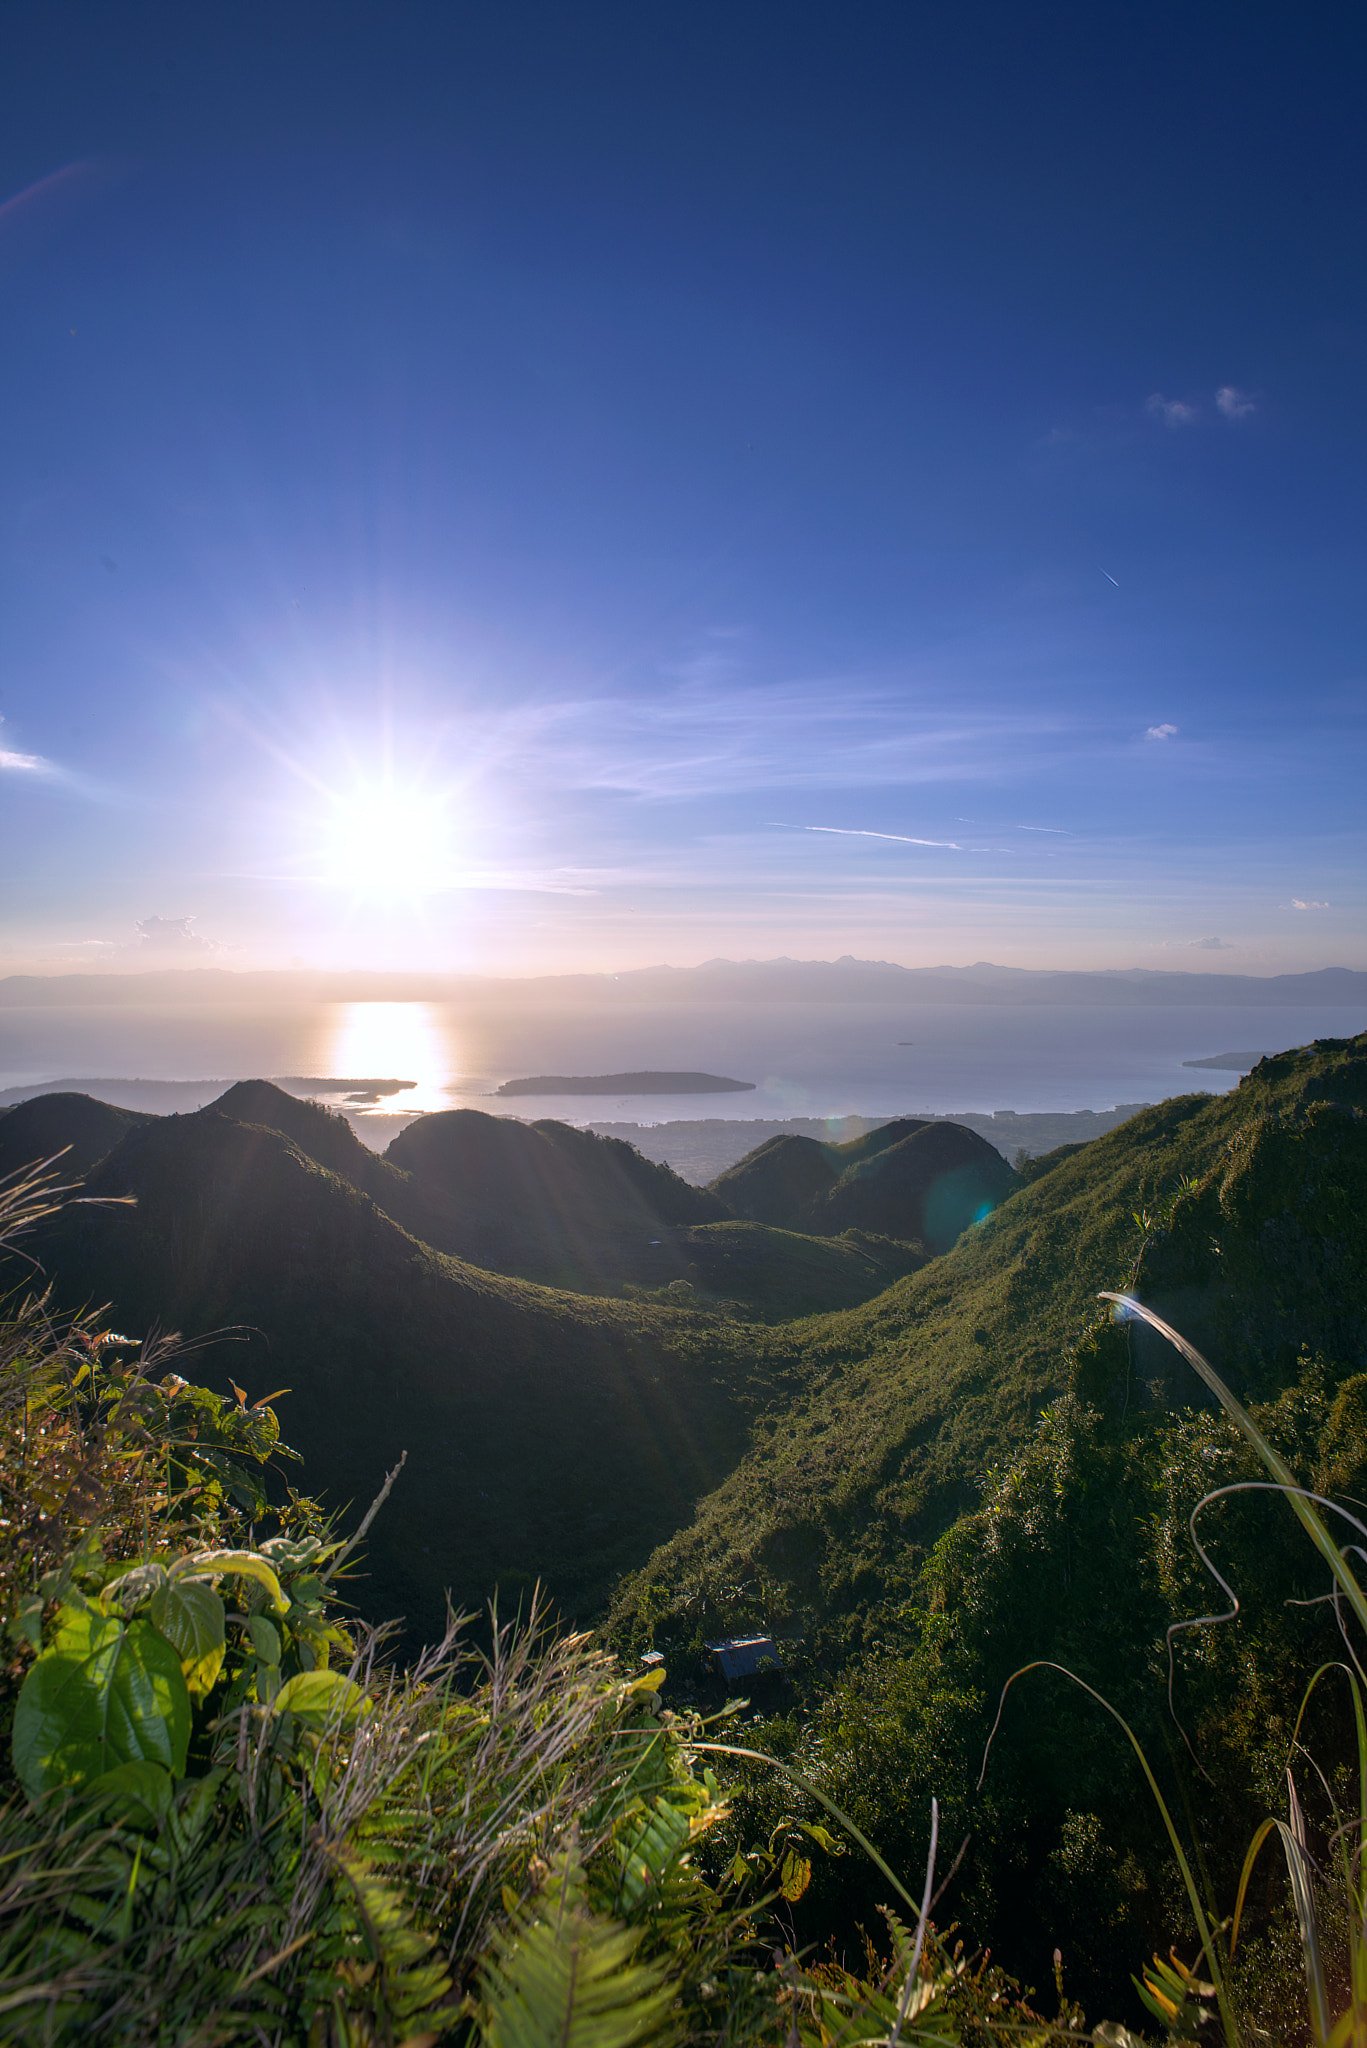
[480,1831,678,2048]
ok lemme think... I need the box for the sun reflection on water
[326,1002,453,1114]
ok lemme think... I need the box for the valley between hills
[3,1032,1366,2023]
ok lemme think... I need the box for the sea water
[2,995,1364,1130]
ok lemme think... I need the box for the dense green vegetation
[5,1033,1367,2040]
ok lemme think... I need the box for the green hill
[710,1116,1018,1250]
[7,1040,1367,2026]
[384,1105,726,1274]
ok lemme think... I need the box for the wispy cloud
[0,715,60,778]
[516,682,1075,800]
[1017,824,1071,833]
[0,160,103,240]
[772,823,963,848]
[1189,935,1233,949]
[1147,393,1198,426]
[1292,898,1330,910]
[1146,722,1178,740]
[1216,385,1256,420]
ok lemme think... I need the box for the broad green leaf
[170,1549,290,1615]
[247,1613,281,1667]
[273,1669,369,1723]
[12,1615,190,1800]
[50,1603,120,1656]
[149,1580,226,1699]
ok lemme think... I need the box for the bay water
[2,996,1364,1136]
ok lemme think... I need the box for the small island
[495,1070,756,1097]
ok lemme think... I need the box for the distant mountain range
[2,959,1365,1006]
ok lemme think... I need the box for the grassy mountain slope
[613,1036,1367,1662]
[607,1034,1367,2022]
[19,1105,798,1638]
[710,1116,1018,1251]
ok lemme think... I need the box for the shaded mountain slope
[21,1106,794,1637]
[709,1132,844,1231]
[3,1080,931,1334]
[388,1107,726,1228]
[612,1035,1367,1663]
[710,1116,1017,1250]
[0,1091,155,1181]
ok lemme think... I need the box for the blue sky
[0,1,1362,976]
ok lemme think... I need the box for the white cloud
[1146,722,1179,740]
[134,915,221,953]
[1216,385,1256,420]
[1147,393,1198,426]
[1292,898,1330,910]
[1189,936,1233,950]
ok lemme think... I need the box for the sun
[315,780,454,902]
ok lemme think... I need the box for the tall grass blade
[978,1660,1239,2044]
[1099,1294,1367,1642]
